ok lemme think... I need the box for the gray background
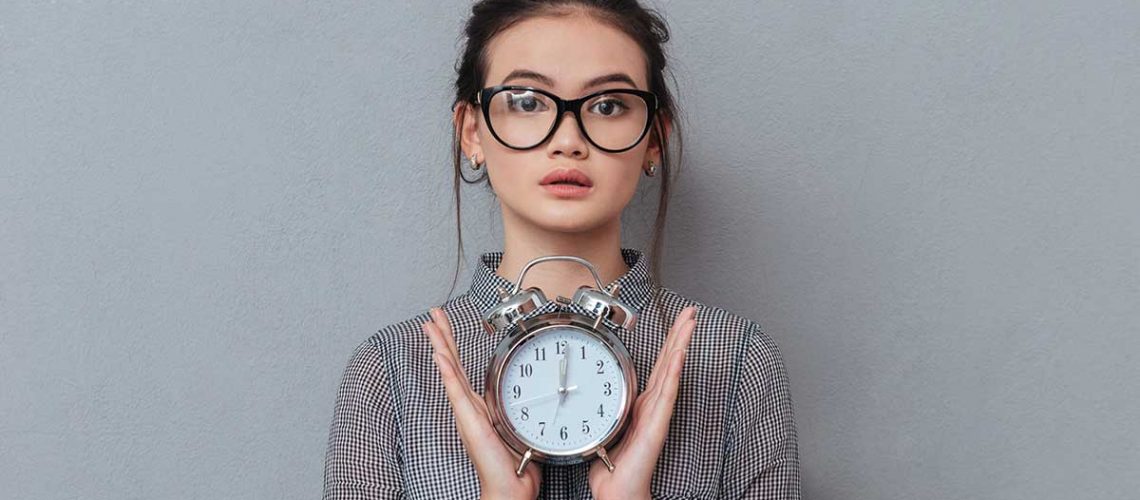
[2,0,1137,498]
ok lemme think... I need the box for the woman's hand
[588,305,698,500]
[422,307,542,500]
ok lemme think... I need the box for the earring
[469,153,482,171]
[645,160,657,177]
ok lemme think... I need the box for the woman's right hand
[423,307,542,500]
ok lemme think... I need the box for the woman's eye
[506,93,546,112]
[590,99,627,116]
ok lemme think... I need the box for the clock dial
[499,326,626,453]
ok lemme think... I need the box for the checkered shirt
[323,248,800,499]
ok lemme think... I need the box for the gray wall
[2,1,1137,498]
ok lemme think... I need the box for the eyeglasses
[475,85,659,153]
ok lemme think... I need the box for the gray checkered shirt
[324,248,800,499]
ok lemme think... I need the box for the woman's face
[458,13,666,234]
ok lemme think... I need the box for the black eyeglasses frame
[475,85,660,153]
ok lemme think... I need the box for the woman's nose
[546,111,589,159]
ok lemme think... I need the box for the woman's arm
[323,339,404,499]
[722,324,801,499]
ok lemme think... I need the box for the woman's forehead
[483,14,649,93]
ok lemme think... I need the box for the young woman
[323,1,799,498]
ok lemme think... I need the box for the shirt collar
[468,247,653,322]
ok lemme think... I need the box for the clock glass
[498,326,627,453]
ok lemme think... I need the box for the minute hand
[559,353,568,390]
[509,385,579,407]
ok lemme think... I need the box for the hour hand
[558,353,568,392]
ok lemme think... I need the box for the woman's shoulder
[650,285,781,355]
[646,285,790,392]
[351,294,474,355]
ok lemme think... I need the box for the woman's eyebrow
[501,69,555,86]
[582,72,638,89]
[500,69,639,90]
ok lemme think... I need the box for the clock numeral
[555,340,567,355]
[580,345,587,360]
[512,385,521,399]
[559,426,568,440]
[521,407,529,421]
[597,404,604,418]
[581,420,590,434]
[603,381,612,396]
[519,363,534,377]
[596,359,605,374]
[534,347,546,361]
[539,421,546,436]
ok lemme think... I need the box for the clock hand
[552,352,568,427]
[509,391,560,408]
[507,385,580,408]
[559,352,568,391]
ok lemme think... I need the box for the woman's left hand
[587,305,698,500]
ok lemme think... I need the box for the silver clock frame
[480,255,640,475]
[484,311,638,473]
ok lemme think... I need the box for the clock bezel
[485,310,638,465]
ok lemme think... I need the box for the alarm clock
[482,255,639,476]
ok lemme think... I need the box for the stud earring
[469,153,482,170]
[645,159,657,177]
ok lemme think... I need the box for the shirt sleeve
[323,339,405,499]
[721,323,801,499]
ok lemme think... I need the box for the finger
[430,307,459,358]
[643,348,688,439]
[430,307,470,387]
[652,315,695,402]
[422,320,450,361]
[653,307,695,381]
[655,306,692,369]
[421,325,474,407]
[644,307,689,397]
[423,320,477,401]
[645,307,696,396]
[653,313,693,407]
[432,351,482,422]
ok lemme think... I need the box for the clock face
[498,326,627,454]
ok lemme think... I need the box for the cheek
[599,164,643,197]
[484,155,539,197]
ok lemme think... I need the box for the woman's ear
[454,101,483,160]
[647,114,673,164]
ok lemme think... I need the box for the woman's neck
[496,211,630,302]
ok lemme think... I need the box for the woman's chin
[500,195,619,233]
[526,209,613,234]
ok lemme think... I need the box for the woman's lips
[542,183,592,198]
[539,168,593,187]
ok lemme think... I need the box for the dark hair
[445,0,684,305]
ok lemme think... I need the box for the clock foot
[515,448,533,477]
[596,446,615,472]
